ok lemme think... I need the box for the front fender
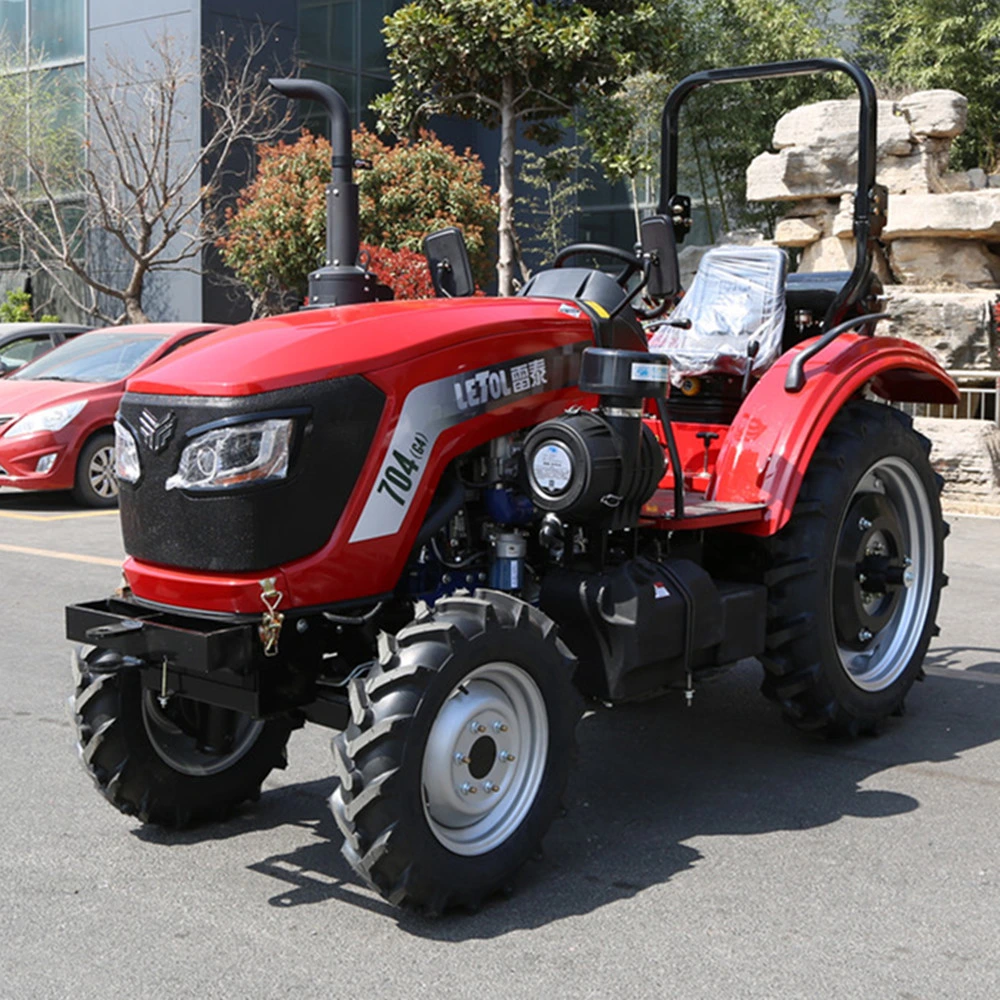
[710,333,957,536]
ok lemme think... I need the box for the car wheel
[72,431,119,508]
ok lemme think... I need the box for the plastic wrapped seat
[649,246,788,381]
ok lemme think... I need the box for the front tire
[761,401,945,736]
[72,650,293,826]
[330,591,580,913]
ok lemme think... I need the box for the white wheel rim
[832,456,936,692]
[88,445,118,498]
[421,662,548,856]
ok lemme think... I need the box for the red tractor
[68,60,957,914]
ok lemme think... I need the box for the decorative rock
[773,217,822,247]
[887,239,1000,288]
[879,139,952,194]
[782,197,838,219]
[798,237,892,285]
[897,90,968,139]
[967,168,988,190]
[875,288,999,369]
[915,418,1000,506]
[746,147,854,201]
[677,244,710,289]
[772,100,913,156]
[883,191,1000,240]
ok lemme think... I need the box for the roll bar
[658,58,883,330]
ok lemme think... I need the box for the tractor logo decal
[349,342,586,543]
[453,358,548,411]
[138,408,177,453]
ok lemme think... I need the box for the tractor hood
[129,297,593,397]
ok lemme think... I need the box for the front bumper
[0,429,73,490]
[66,596,350,728]
[66,597,262,713]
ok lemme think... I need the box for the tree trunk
[123,265,150,324]
[496,74,517,297]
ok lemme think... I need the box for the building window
[1,0,83,67]
[298,0,403,132]
[0,0,84,265]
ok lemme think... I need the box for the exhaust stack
[268,78,388,308]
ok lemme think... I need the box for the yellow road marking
[0,542,121,567]
[0,509,118,522]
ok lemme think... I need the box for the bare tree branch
[0,23,290,323]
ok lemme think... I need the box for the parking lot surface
[1,487,998,999]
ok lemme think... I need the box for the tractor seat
[649,246,787,381]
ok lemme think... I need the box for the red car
[0,323,222,506]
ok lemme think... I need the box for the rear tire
[72,431,118,508]
[330,590,580,913]
[72,650,293,827]
[761,401,945,736]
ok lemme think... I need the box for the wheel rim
[831,456,936,692]
[142,692,264,776]
[88,444,118,499]
[421,662,548,856]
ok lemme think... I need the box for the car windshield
[11,331,170,383]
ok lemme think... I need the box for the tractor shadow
[134,656,1000,935]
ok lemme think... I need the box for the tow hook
[259,577,285,657]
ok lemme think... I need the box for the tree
[0,289,58,323]
[581,0,836,241]
[0,31,289,324]
[516,146,593,271]
[217,128,496,315]
[375,0,674,295]
[852,0,1000,172]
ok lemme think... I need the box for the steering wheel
[552,243,643,286]
[552,242,669,321]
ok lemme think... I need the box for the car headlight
[114,420,141,484]
[4,400,86,438]
[165,418,293,492]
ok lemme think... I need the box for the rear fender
[710,334,958,536]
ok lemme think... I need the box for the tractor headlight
[114,420,141,484]
[5,400,85,437]
[165,418,293,492]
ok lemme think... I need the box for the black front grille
[118,376,385,572]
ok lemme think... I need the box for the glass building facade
[298,0,404,133]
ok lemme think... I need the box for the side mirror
[640,214,679,299]
[424,227,475,298]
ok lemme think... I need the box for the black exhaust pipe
[268,78,390,308]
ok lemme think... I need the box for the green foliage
[218,128,496,314]
[852,0,1000,171]
[375,0,676,292]
[375,0,672,139]
[581,0,837,240]
[0,289,58,322]
[353,127,497,283]
[516,146,594,267]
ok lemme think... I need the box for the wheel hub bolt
[499,750,515,762]
[903,569,915,587]
[471,721,486,734]
[493,721,508,733]
[858,627,873,643]
[461,783,477,795]
[858,517,872,531]
[485,783,500,793]
[454,752,470,765]
[904,556,912,567]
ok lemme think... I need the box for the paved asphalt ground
[1,487,998,1000]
